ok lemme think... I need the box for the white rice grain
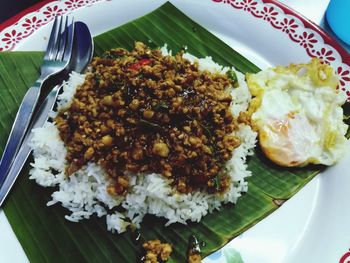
[29,50,257,234]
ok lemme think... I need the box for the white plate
[0,0,349,262]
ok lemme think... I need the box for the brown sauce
[55,41,242,195]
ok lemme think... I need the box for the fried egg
[247,58,348,167]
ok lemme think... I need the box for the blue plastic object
[326,0,350,45]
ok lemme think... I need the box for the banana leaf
[0,2,336,262]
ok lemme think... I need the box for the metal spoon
[0,21,94,207]
[67,21,94,73]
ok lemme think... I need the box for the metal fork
[0,16,74,187]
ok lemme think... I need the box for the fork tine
[56,16,69,61]
[63,17,75,62]
[50,16,64,60]
[44,16,62,61]
[50,17,63,60]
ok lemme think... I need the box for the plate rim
[1,0,349,98]
[0,1,349,262]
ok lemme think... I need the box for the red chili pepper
[129,59,152,70]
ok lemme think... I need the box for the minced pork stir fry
[55,42,245,195]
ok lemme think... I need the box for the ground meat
[142,239,172,263]
[187,235,202,263]
[188,254,201,263]
[56,41,243,195]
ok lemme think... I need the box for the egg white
[247,59,349,167]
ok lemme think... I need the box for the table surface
[0,0,45,23]
[0,1,349,263]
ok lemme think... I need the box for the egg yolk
[259,113,318,167]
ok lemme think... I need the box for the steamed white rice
[29,49,257,234]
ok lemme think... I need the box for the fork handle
[0,85,62,206]
[0,82,41,187]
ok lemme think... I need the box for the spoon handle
[0,85,61,207]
